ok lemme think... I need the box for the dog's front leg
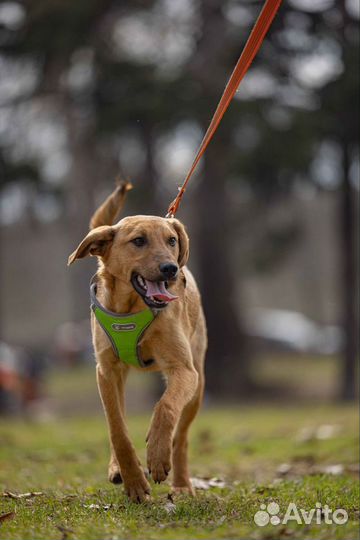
[146,361,198,484]
[96,364,150,502]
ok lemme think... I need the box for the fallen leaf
[190,477,211,490]
[296,424,341,442]
[322,464,344,475]
[190,477,227,490]
[83,503,112,510]
[208,477,227,488]
[163,500,177,514]
[2,491,43,499]
[316,424,341,440]
[0,511,15,524]
[277,463,292,476]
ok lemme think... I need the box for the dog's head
[68,216,189,309]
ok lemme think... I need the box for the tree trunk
[140,122,163,216]
[339,140,358,401]
[195,136,251,399]
[188,0,252,399]
[65,109,100,322]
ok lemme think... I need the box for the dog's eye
[131,237,147,247]
[168,237,177,247]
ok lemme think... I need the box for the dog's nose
[159,262,178,279]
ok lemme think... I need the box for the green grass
[0,405,359,539]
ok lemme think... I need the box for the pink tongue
[145,280,178,302]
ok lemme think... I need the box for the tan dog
[68,183,207,502]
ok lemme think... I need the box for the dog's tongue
[145,280,178,302]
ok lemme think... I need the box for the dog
[68,182,207,502]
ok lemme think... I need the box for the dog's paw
[147,437,171,484]
[123,471,151,503]
[108,460,123,484]
[171,484,195,497]
[108,468,123,484]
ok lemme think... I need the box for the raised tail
[89,179,132,230]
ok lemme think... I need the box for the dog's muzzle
[131,273,178,309]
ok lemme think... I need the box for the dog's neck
[97,268,144,314]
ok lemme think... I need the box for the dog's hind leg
[171,369,204,495]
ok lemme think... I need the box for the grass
[0,403,359,540]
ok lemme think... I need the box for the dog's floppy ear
[67,226,115,265]
[171,219,189,268]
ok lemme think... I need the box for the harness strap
[166,0,282,218]
[90,277,155,368]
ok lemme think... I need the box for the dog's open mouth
[131,273,178,309]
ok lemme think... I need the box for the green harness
[90,278,156,368]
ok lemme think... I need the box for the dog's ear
[171,219,189,268]
[67,226,115,265]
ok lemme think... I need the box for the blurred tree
[184,0,254,396]
[324,0,359,400]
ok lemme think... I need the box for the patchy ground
[0,405,358,539]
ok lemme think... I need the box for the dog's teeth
[137,275,146,289]
[152,296,166,305]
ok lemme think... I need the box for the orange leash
[166,0,282,218]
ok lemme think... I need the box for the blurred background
[0,0,358,418]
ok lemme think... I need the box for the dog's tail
[89,179,133,230]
